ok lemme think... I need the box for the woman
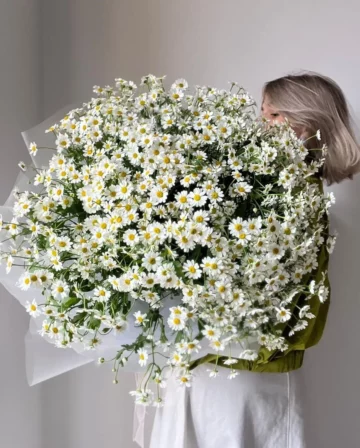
[148,71,360,448]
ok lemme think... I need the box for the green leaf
[37,234,48,250]
[174,330,184,343]
[80,281,95,292]
[71,312,87,324]
[62,296,80,309]
[173,260,183,277]
[88,316,100,330]
[190,245,202,261]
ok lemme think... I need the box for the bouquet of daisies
[0,74,335,406]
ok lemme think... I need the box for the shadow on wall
[302,174,360,447]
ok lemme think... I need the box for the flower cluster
[0,74,335,406]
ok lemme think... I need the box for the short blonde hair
[262,70,360,185]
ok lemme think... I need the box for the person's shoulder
[307,172,325,192]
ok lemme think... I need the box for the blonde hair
[262,70,360,185]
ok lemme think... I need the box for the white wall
[2,0,360,447]
[0,1,42,448]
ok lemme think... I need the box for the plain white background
[1,1,360,447]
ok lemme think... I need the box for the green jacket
[188,179,330,373]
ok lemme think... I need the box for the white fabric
[133,372,149,448]
[148,364,306,448]
[132,338,262,447]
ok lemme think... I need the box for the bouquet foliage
[0,74,335,406]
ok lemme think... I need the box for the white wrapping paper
[0,103,155,381]
[0,103,261,447]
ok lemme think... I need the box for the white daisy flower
[176,232,196,252]
[189,188,207,207]
[118,274,135,292]
[17,272,32,290]
[229,217,246,237]
[206,368,220,378]
[228,369,239,379]
[201,257,221,276]
[289,319,308,336]
[113,318,128,334]
[150,186,168,204]
[133,311,149,326]
[48,321,63,340]
[138,348,149,367]
[39,320,51,336]
[142,252,162,271]
[209,339,225,351]
[172,78,188,90]
[183,260,202,279]
[130,388,155,406]
[14,197,32,217]
[299,305,314,319]
[54,236,72,252]
[168,351,183,366]
[175,191,189,209]
[153,372,167,389]
[208,187,224,203]
[234,181,253,197]
[117,181,133,199]
[247,217,262,233]
[123,229,139,246]
[51,280,70,300]
[26,299,42,317]
[55,133,71,151]
[201,325,221,341]
[167,314,186,331]
[238,349,259,361]
[276,307,292,322]
[184,339,201,354]
[268,244,284,259]
[93,287,111,303]
[193,210,210,224]
[215,278,232,296]
[318,284,329,303]
[223,358,238,365]
[141,273,157,288]
[87,336,102,349]
[176,372,193,387]
[28,142,38,156]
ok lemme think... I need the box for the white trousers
[149,363,307,448]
